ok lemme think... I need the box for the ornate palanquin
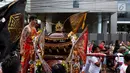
[44,21,72,60]
[34,13,87,73]
[33,13,87,73]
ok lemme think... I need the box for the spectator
[122,41,130,56]
[113,46,126,72]
[122,41,130,50]
[124,50,130,56]
[120,63,128,73]
[98,41,106,51]
[113,40,120,54]
[124,54,130,73]
[88,45,103,73]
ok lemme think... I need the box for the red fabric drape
[83,28,88,54]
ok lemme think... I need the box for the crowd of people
[81,40,130,73]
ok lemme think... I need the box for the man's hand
[122,42,124,45]
[99,57,104,62]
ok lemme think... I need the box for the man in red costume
[20,15,37,73]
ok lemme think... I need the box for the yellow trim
[8,1,17,8]
[82,13,87,29]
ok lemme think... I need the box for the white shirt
[120,64,128,73]
[89,56,101,73]
[81,46,92,73]
[115,53,124,69]
[115,53,124,63]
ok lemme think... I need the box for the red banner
[73,27,88,63]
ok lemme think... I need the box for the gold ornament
[55,21,63,32]
[64,48,67,52]
[68,31,74,37]
[36,60,41,66]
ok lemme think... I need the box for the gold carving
[8,13,24,42]
[55,21,63,32]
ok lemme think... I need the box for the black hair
[104,46,110,50]
[92,44,99,53]
[29,15,37,22]
[124,54,130,62]
[101,41,105,44]
[91,40,95,42]
[127,41,130,42]
[52,64,66,73]
[115,40,120,45]
[126,65,130,73]
[2,56,20,73]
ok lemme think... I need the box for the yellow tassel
[8,1,16,8]
[82,13,87,29]
[82,22,85,29]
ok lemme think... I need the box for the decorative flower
[36,60,41,66]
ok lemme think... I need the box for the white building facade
[1,0,130,43]
[25,0,118,34]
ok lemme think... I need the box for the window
[118,12,128,18]
[126,25,130,33]
[117,24,130,32]
[117,24,126,31]
[73,0,79,8]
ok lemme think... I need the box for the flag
[66,12,88,63]
[83,27,88,54]
[0,0,26,61]
[64,12,87,34]
[75,27,88,63]
[66,27,88,64]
